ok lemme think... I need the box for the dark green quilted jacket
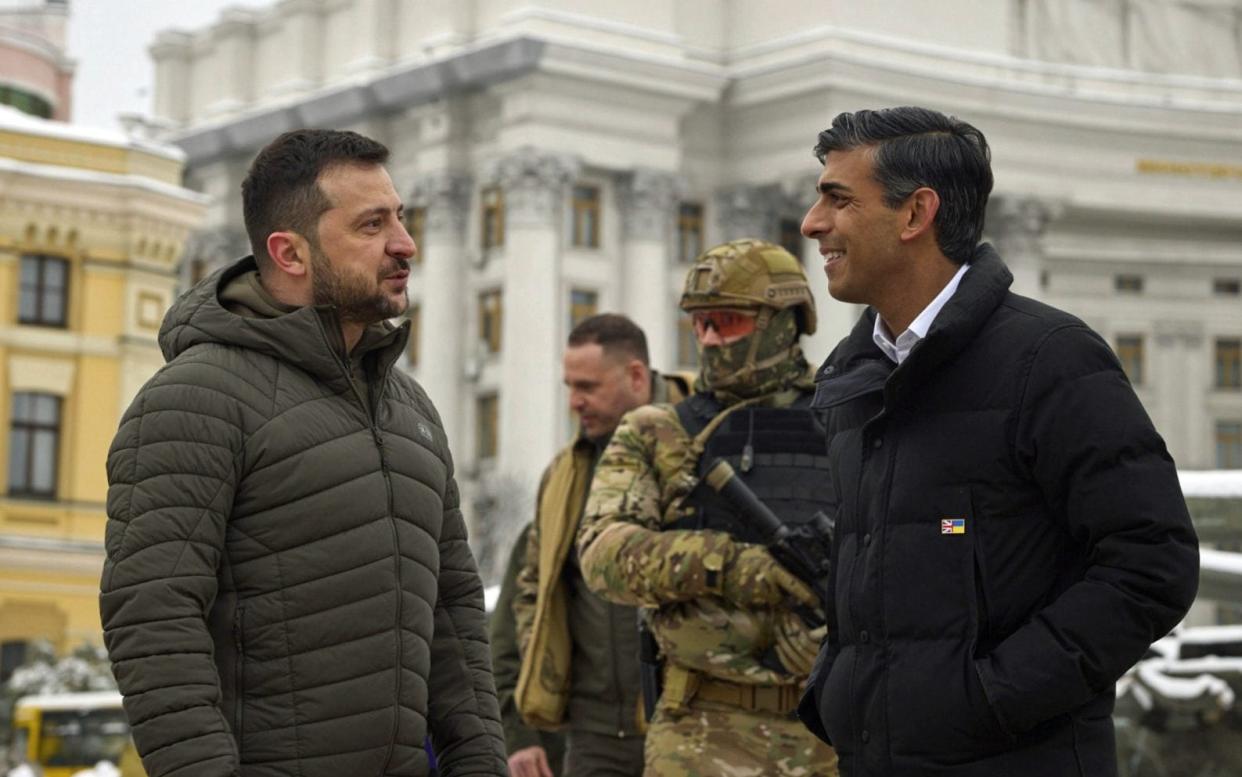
[100,257,506,777]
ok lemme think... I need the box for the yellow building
[0,104,206,681]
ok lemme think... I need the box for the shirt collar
[873,262,970,365]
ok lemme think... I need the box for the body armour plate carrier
[671,392,831,543]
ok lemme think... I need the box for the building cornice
[167,34,731,166]
[169,37,546,165]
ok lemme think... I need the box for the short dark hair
[241,129,389,267]
[814,107,993,265]
[567,313,650,365]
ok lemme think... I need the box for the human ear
[266,231,310,278]
[900,188,941,243]
[629,360,650,395]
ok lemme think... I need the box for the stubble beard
[310,243,408,324]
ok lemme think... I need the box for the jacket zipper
[317,314,403,774]
[234,604,246,745]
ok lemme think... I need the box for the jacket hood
[159,256,410,385]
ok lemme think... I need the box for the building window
[8,393,60,498]
[19,255,68,327]
[1216,338,1242,390]
[0,640,28,683]
[479,290,502,354]
[678,314,699,368]
[0,85,52,119]
[1214,278,1240,296]
[405,207,426,265]
[569,289,598,329]
[678,202,704,263]
[571,185,601,248]
[476,394,499,460]
[481,187,504,250]
[778,218,804,260]
[1114,274,1143,294]
[406,304,421,368]
[1218,421,1242,469]
[1115,335,1144,386]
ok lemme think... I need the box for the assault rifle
[637,459,835,721]
[702,457,834,619]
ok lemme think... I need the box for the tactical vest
[671,391,832,543]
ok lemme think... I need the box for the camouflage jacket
[577,380,822,687]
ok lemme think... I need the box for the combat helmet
[680,238,817,336]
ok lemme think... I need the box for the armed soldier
[577,240,839,777]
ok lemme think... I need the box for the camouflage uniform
[577,240,839,777]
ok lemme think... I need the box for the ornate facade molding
[182,225,248,268]
[620,168,681,242]
[988,195,1054,260]
[1154,319,1204,349]
[715,184,780,242]
[484,147,580,228]
[411,170,473,239]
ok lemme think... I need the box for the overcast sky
[67,0,272,131]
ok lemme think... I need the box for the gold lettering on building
[1136,159,1242,181]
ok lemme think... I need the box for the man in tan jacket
[512,314,688,777]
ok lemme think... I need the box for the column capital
[1154,319,1204,348]
[181,225,249,282]
[988,195,1057,259]
[715,183,781,242]
[484,147,580,228]
[620,168,682,242]
[411,170,473,239]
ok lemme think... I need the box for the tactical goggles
[691,309,758,340]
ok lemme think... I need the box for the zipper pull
[740,443,754,473]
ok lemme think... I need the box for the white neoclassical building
[149,0,1242,571]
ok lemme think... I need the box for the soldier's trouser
[642,698,839,777]
[564,728,646,777]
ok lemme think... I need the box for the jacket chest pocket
[885,485,987,641]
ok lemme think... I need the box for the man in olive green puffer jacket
[100,129,506,777]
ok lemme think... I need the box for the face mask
[699,308,806,400]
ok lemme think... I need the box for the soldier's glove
[719,543,819,610]
[773,609,827,676]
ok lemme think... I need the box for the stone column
[488,148,579,487]
[411,170,471,455]
[989,195,1053,298]
[620,169,679,371]
[1154,320,1206,468]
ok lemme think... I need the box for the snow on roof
[15,690,123,711]
[1179,469,1242,498]
[1176,624,1242,645]
[1202,547,1242,577]
[0,154,208,204]
[0,104,185,162]
[1136,660,1236,707]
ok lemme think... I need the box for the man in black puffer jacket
[795,107,1199,777]
[100,129,507,777]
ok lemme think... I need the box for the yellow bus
[8,691,142,777]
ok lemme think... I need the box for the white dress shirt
[872,262,971,365]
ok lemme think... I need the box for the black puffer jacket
[798,246,1198,776]
[101,257,506,777]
